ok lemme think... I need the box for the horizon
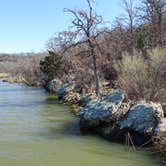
[0,0,138,54]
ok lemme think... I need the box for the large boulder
[119,101,164,145]
[57,82,75,100]
[78,93,96,106]
[48,79,62,92]
[42,79,62,92]
[119,101,164,135]
[80,90,128,129]
[80,91,164,146]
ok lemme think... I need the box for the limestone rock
[48,79,62,92]
[64,92,80,104]
[80,90,126,129]
[57,82,75,100]
[43,79,62,92]
[119,101,164,136]
[156,118,166,133]
[78,93,96,106]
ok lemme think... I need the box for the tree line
[40,0,166,102]
[1,0,165,102]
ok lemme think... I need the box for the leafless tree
[123,0,138,34]
[122,0,138,51]
[47,31,77,53]
[111,0,138,54]
[140,0,166,47]
[64,0,104,96]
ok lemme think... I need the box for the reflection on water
[0,81,162,166]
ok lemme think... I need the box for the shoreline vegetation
[0,52,46,86]
[0,72,165,163]
[0,62,166,163]
[0,0,166,164]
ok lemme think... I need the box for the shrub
[74,69,94,94]
[114,48,166,102]
[40,51,66,81]
[20,56,42,86]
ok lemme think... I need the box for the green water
[0,81,162,166]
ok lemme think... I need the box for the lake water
[0,81,162,166]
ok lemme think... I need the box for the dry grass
[0,73,9,78]
[114,48,166,103]
[153,132,166,163]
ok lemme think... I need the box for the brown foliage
[114,49,166,103]
[0,53,46,86]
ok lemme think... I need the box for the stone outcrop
[118,102,164,145]
[42,79,62,92]
[44,79,165,146]
[45,80,95,106]
[80,90,127,129]
[80,92,164,146]
[48,79,62,92]
[119,102,164,136]
[78,93,96,106]
[57,82,75,100]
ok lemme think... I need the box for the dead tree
[64,0,103,96]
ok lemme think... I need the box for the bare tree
[140,0,166,47]
[64,0,104,96]
[47,31,77,53]
[122,0,138,51]
[123,0,138,35]
[112,0,138,54]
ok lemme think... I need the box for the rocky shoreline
[44,79,166,152]
[3,77,165,158]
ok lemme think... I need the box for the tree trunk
[158,11,163,47]
[92,51,100,96]
[88,37,100,96]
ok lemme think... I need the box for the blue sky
[0,0,136,53]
